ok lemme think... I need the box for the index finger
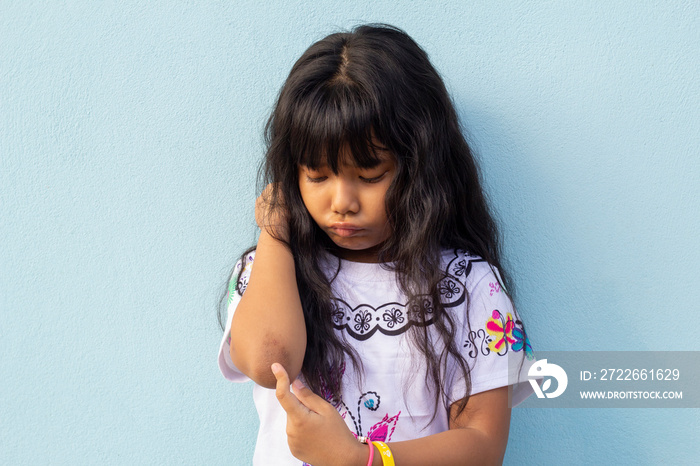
[271,363,308,415]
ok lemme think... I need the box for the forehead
[299,136,393,171]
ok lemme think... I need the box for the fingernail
[292,379,304,390]
[271,363,280,374]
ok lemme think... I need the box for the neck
[329,243,389,263]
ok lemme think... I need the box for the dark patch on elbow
[262,333,292,369]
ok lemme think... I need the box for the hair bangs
[290,83,385,172]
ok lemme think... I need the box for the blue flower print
[511,325,534,360]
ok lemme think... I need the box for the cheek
[364,194,389,225]
[298,188,323,219]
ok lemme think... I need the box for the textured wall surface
[2,1,698,464]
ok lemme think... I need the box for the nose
[330,178,360,215]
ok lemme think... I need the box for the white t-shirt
[218,248,536,465]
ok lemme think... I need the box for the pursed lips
[329,223,363,237]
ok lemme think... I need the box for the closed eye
[305,175,328,183]
[359,172,387,183]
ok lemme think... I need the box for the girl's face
[298,145,395,263]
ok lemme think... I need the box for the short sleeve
[448,261,537,407]
[217,250,256,382]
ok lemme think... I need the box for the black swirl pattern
[331,249,485,340]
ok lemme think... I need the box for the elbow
[230,335,304,389]
[246,356,304,389]
[249,366,293,390]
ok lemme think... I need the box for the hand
[271,363,365,466]
[255,183,290,242]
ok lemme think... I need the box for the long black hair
[219,23,522,423]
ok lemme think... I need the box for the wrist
[259,227,290,247]
[344,439,370,466]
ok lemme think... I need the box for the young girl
[218,23,536,466]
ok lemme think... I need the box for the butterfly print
[486,309,516,355]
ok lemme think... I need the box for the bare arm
[229,186,307,388]
[358,387,511,465]
[272,363,512,466]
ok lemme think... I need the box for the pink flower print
[489,281,501,296]
[350,411,401,444]
[486,310,515,354]
[366,412,401,442]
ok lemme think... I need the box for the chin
[339,241,381,252]
[333,241,364,251]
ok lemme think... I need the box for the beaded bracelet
[357,436,374,466]
[372,441,395,466]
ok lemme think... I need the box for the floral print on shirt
[464,308,534,360]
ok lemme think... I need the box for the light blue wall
[2,1,698,464]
